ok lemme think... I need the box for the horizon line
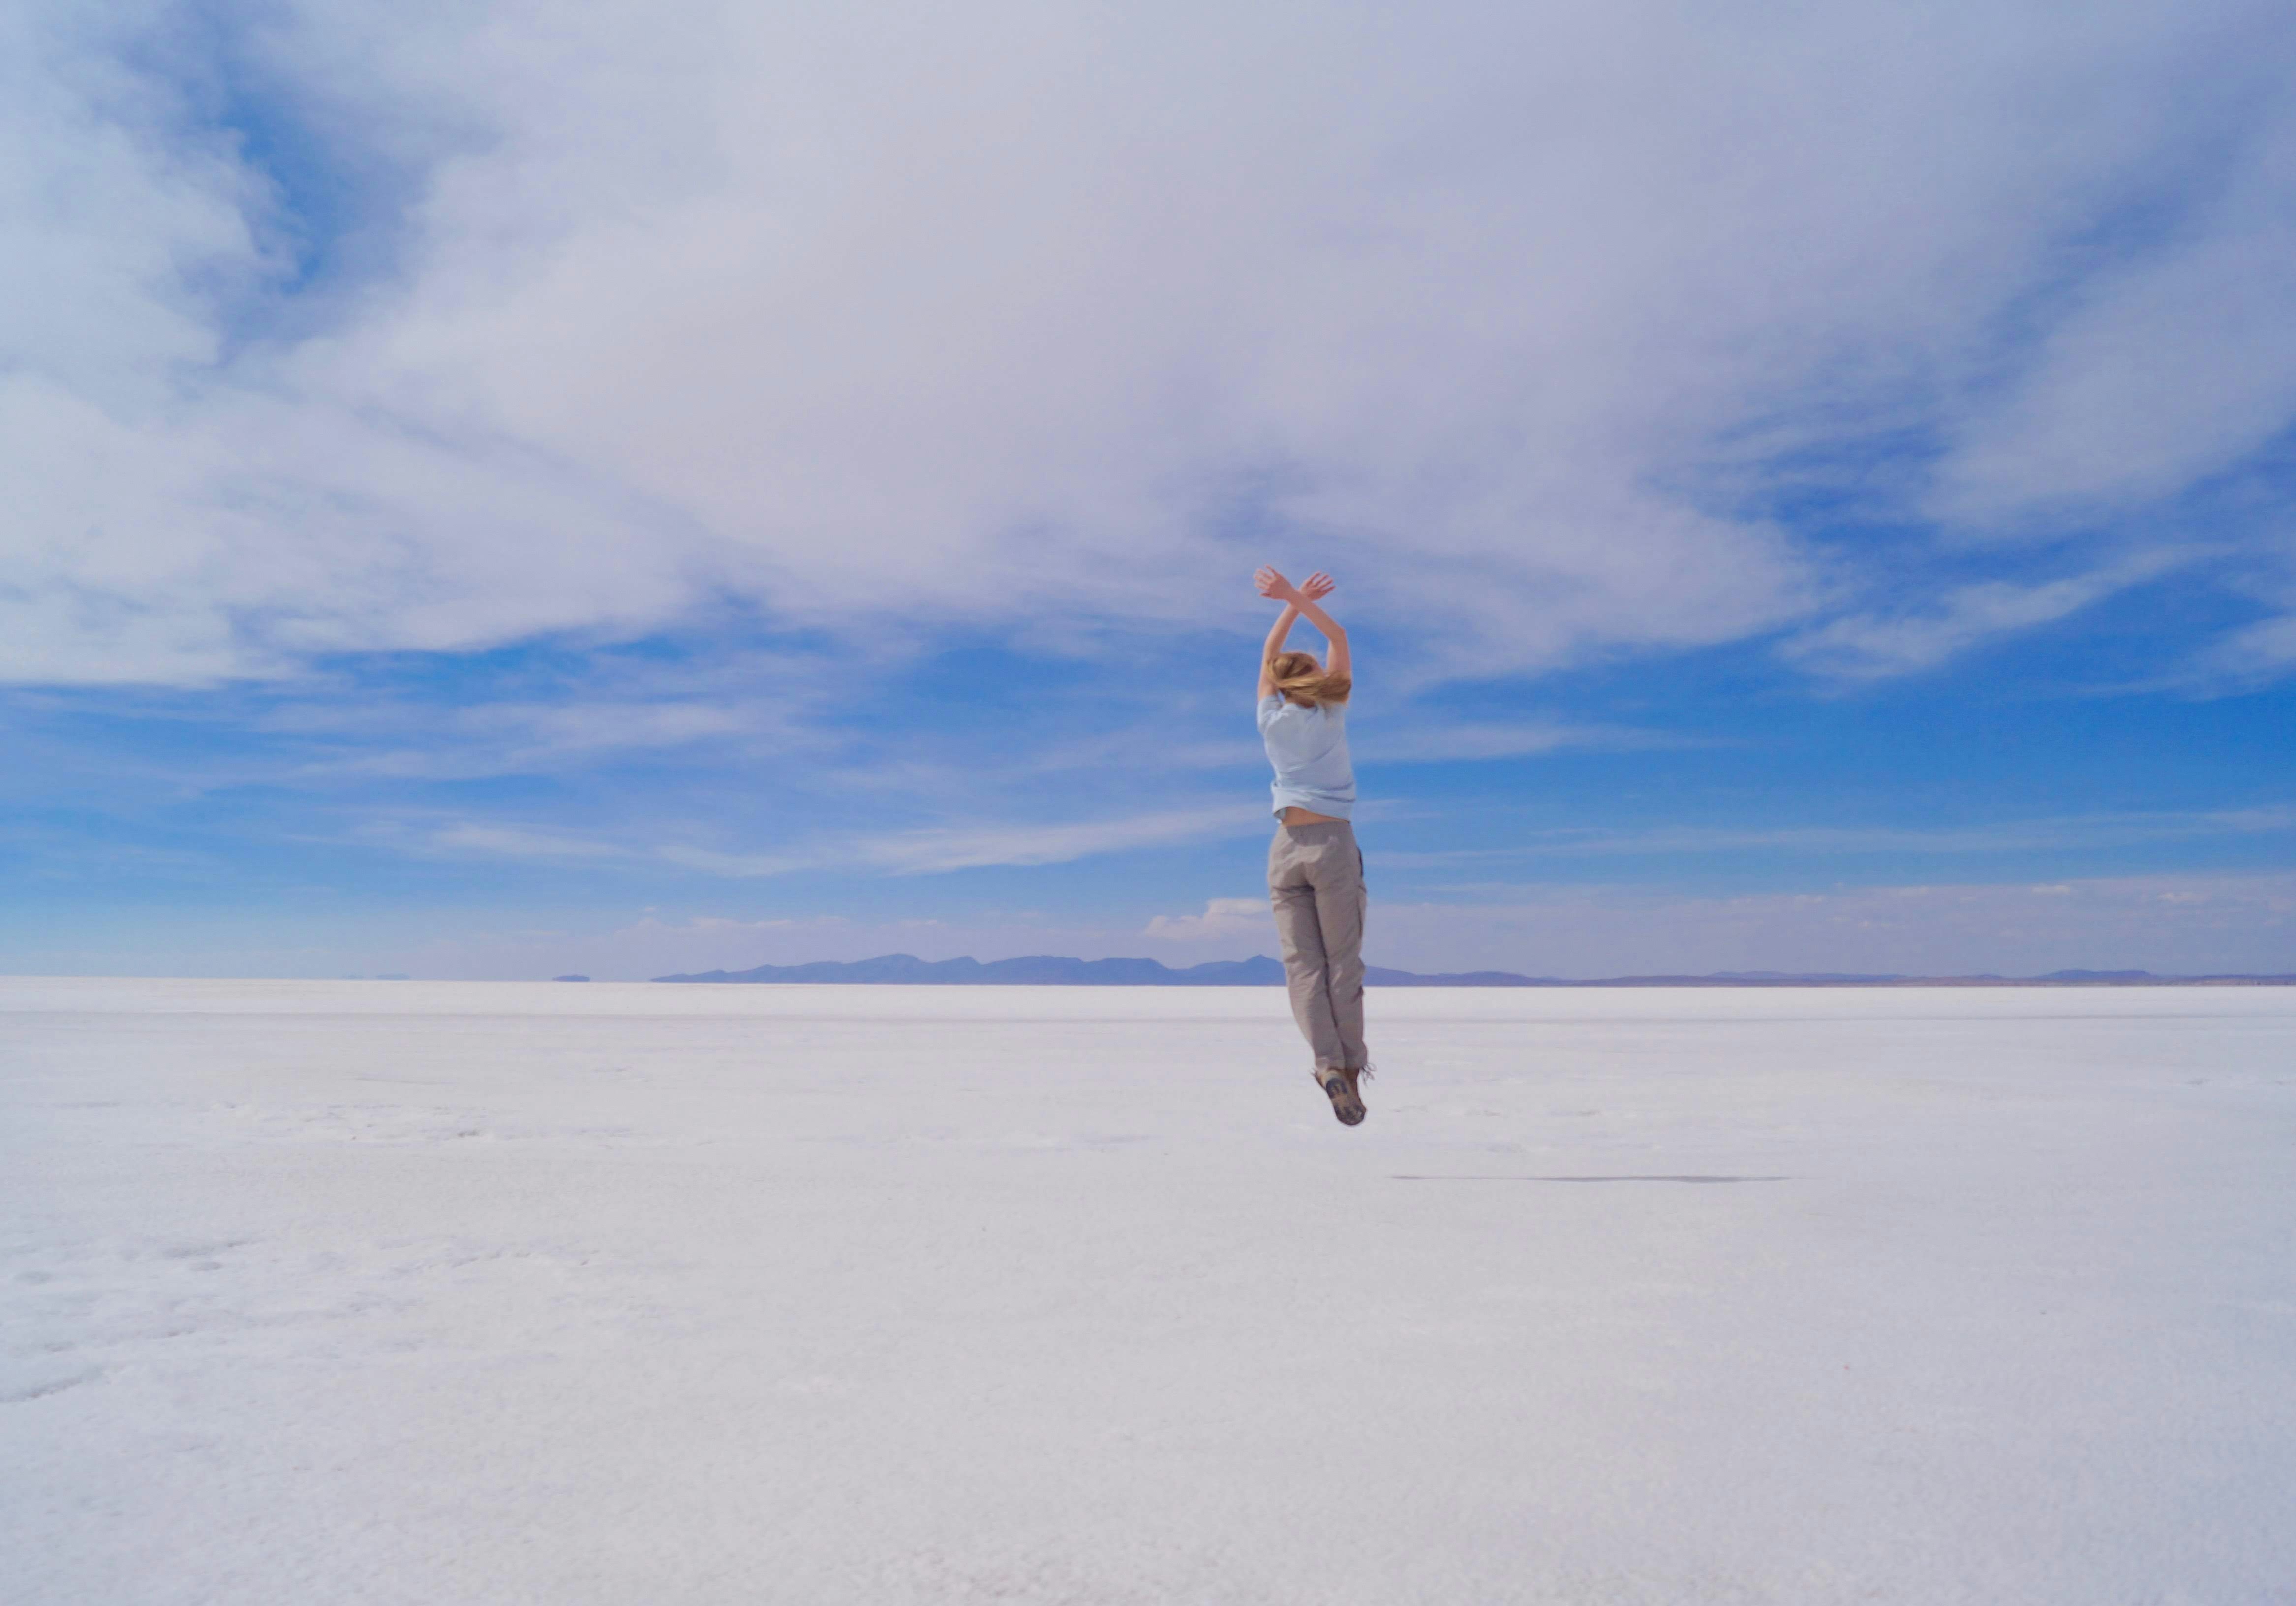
[642,953,2296,987]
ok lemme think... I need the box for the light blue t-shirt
[1258,694,1356,819]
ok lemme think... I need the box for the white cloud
[2204,611,2296,680]
[1931,102,2296,526]
[1143,897,1272,942]
[2185,533,2296,686]
[5,0,2295,688]
[851,807,1256,875]
[1781,551,2190,678]
[1383,804,2296,865]
[651,846,813,878]
[301,698,801,780]
[356,799,2296,906]
[361,803,1259,878]
[424,822,631,860]
[1361,723,1701,763]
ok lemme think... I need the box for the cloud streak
[1379,805,2296,868]
[373,803,1261,879]
[1781,551,2197,679]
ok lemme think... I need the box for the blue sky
[6,0,2296,979]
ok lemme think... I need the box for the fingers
[1258,565,1335,601]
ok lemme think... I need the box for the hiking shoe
[1316,1064,1366,1126]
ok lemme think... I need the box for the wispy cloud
[850,808,1257,875]
[1379,805,2296,869]
[423,823,634,861]
[2186,537,2296,688]
[2204,611,2296,681]
[1930,121,2296,527]
[1361,723,1710,763]
[308,701,785,780]
[1781,551,2193,679]
[371,804,1260,879]
[653,846,815,878]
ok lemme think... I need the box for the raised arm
[1294,592,1349,684]
[1254,567,1349,686]
[1259,602,1300,698]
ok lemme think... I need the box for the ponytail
[1268,650,1351,707]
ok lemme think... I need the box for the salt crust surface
[6,978,2294,1604]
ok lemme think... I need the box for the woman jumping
[1254,565,1370,1126]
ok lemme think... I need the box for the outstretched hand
[1255,566,1336,603]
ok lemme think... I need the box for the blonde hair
[1268,649,1351,707]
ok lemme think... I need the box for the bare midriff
[1279,807,1346,826]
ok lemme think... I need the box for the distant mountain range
[650,954,2296,986]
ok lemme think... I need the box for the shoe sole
[1320,1070,1366,1126]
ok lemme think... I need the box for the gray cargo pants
[1268,819,1368,1071]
